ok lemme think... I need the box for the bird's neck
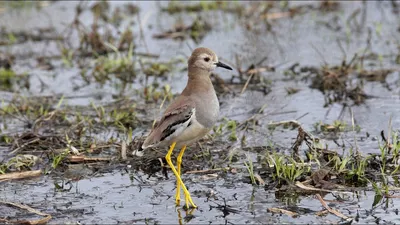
[188,66,212,76]
[184,68,214,95]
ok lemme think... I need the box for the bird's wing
[142,98,195,149]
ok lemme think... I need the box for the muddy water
[2,170,400,224]
[1,1,400,224]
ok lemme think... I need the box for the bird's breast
[194,91,219,128]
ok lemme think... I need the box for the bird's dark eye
[204,57,210,62]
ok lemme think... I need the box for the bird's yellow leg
[175,145,187,205]
[165,142,197,208]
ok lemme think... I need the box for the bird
[137,47,232,209]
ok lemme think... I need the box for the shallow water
[2,170,400,224]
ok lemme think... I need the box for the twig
[295,112,309,121]
[66,156,113,163]
[388,115,393,150]
[137,13,149,53]
[316,194,351,220]
[121,140,127,160]
[240,73,254,95]
[0,200,51,224]
[296,181,352,195]
[268,119,301,127]
[8,138,40,156]
[336,39,347,60]
[0,170,42,182]
[255,56,269,67]
[135,52,159,58]
[385,194,400,198]
[267,207,298,217]
[185,167,229,174]
[260,11,292,20]
[310,42,327,66]
[254,174,265,186]
[316,209,329,216]
[0,107,29,124]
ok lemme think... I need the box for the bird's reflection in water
[177,208,196,225]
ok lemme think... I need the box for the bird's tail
[131,135,147,157]
[132,146,144,157]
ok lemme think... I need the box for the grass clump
[0,68,29,92]
[162,1,230,14]
[313,120,361,134]
[211,118,239,142]
[153,17,212,43]
[143,84,173,103]
[0,154,41,173]
[92,43,136,84]
[265,152,311,185]
[244,157,256,185]
[143,62,171,77]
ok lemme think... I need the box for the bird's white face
[192,53,218,72]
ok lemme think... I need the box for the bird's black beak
[215,61,233,70]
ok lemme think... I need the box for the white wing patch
[162,108,195,142]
